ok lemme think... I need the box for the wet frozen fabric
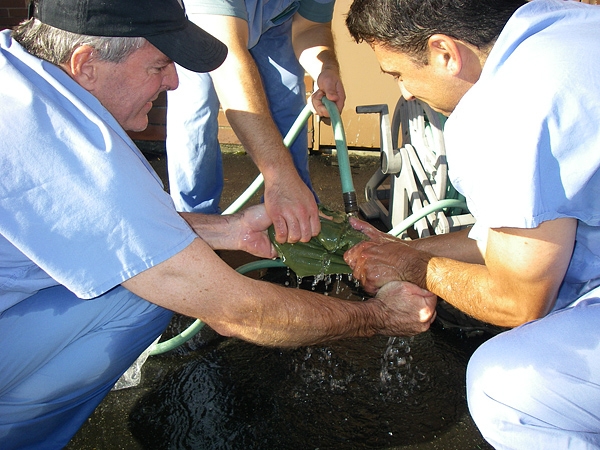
[269,206,367,277]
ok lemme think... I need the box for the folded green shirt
[268,206,368,277]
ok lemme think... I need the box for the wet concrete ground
[65,143,494,450]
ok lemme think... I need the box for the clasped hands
[343,216,438,335]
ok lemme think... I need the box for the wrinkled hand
[344,217,430,294]
[370,281,438,336]
[264,173,321,244]
[235,204,278,259]
[310,67,346,118]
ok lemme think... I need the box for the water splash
[379,336,429,400]
[292,346,358,393]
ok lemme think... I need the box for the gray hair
[12,18,146,66]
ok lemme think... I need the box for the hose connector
[343,191,359,216]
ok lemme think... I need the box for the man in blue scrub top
[166,0,346,245]
[345,0,600,448]
[0,0,436,448]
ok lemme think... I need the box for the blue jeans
[0,285,172,449]
[166,16,314,213]
[467,297,600,449]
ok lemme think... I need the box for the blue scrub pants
[467,298,600,449]
[166,16,315,213]
[0,285,173,449]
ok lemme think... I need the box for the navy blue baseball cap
[32,0,227,73]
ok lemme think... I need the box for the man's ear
[65,45,98,90]
[427,34,462,75]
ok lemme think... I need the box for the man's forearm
[179,212,236,249]
[409,228,484,264]
[224,108,298,180]
[411,248,554,328]
[292,16,339,81]
[122,239,429,348]
[424,256,512,324]
[211,281,382,347]
[211,53,299,179]
[391,248,525,327]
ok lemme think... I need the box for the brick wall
[127,91,170,142]
[0,0,27,30]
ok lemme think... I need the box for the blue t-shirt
[444,0,600,311]
[184,0,335,48]
[0,31,197,313]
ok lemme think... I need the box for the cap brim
[146,20,227,73]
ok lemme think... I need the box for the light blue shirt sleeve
[297,0,335,23]
[184,0,335,26]
[184,0,248,20]
[0,32,197,311]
